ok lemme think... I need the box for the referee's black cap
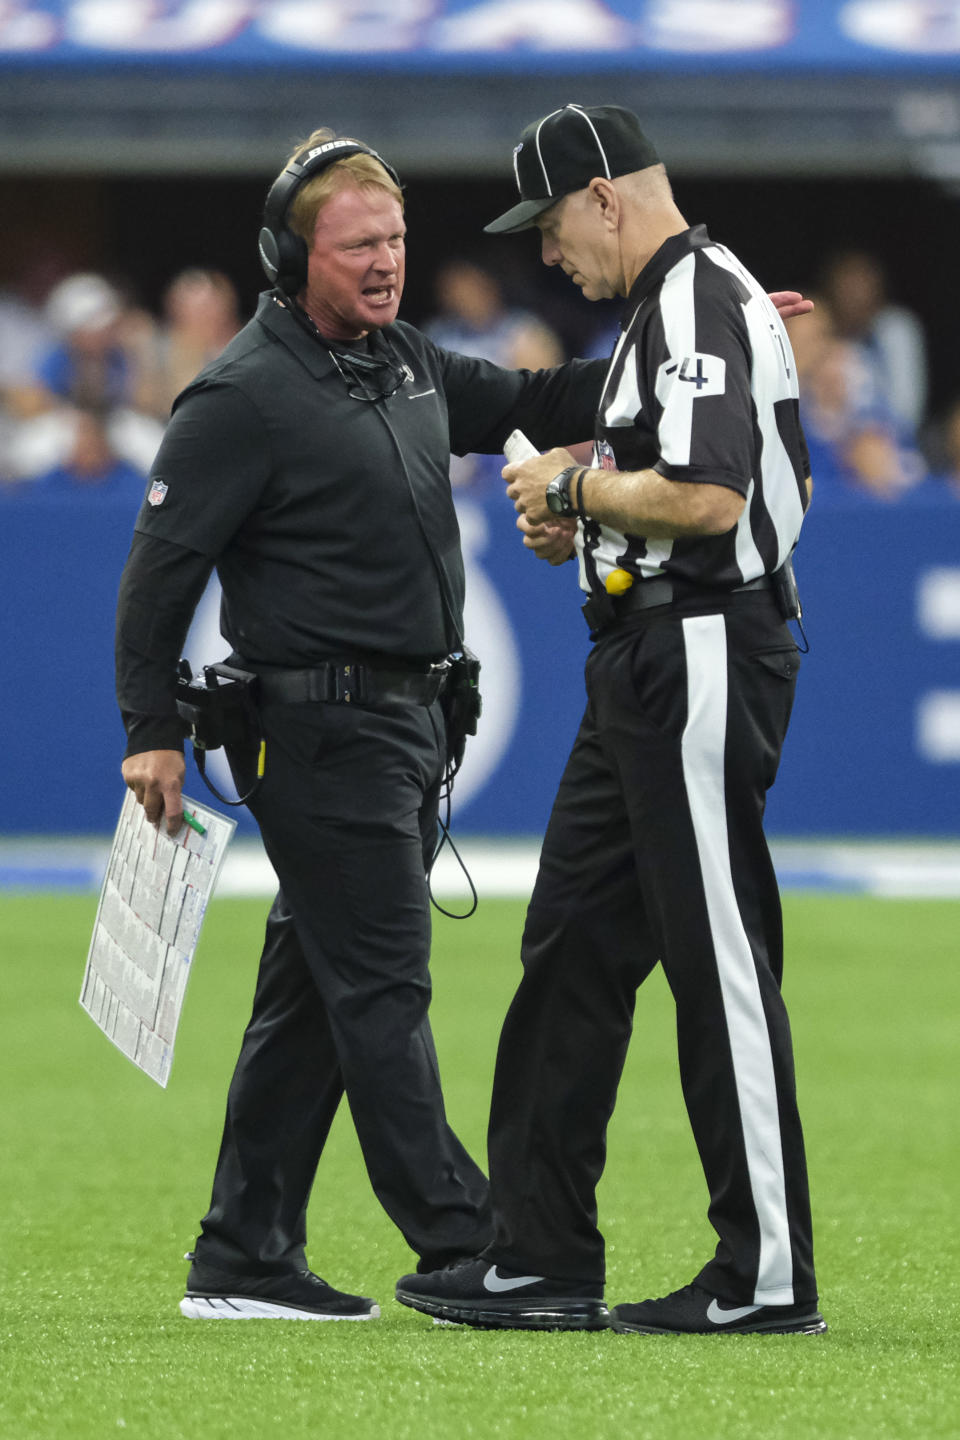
[485,103,660,235]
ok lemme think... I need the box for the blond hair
[285,128,404,245]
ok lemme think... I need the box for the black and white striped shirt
[579,224,810,595]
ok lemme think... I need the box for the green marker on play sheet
[182,810,207,838]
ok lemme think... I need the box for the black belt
[257,660,449,707]
[582,573,773,636]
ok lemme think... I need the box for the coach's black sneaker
[395,1257,608,1330]
[180,1257,379,1321]
[610,1283,826,1335]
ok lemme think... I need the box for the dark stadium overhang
[1,69,960,182]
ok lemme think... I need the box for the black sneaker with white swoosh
[395,1258,608,1330]
[610,1282,827,1335]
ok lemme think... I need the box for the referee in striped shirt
[397,104,826,1337]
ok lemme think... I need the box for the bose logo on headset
[303,140,363,162]
[258,137,402,298]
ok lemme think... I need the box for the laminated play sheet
[80,790,235,1086]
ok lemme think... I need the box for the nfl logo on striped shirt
[148,479,168,507]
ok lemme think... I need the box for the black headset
[258,138,402,297]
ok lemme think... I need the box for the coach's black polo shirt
[118,291,603,754]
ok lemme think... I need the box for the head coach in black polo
[115,127,615,1321]
[397,103,826,1337]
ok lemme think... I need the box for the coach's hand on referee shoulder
[121,749,186,836]
[768,291,814,321]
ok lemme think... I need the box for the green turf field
[0,891,957,1440]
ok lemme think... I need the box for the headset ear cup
[273,229,309,295]
[258,223,308,294]
[257,226,281,284]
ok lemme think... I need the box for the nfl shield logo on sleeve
[148,479,168,507]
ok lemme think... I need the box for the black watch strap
[546,466,584,518]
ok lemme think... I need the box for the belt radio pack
[176,660,263,805]
[441,646,482,778]
[772,555,802,622]
[772,554,809,651]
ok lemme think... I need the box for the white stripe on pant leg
[680,614,794,1306]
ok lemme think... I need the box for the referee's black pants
[193,696,492,1277]
[485,593,819,1307]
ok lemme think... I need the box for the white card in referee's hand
[503,429,541,464]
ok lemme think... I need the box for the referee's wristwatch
[545,465,584,518]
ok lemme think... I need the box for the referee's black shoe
[181,1256,379,1321]
[395,1257,608,1330]
[609,1283,826,1336]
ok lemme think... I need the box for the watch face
[545,484,567,516]
[546,468,575,516]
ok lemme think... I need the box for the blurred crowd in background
[0,259,241,504]
[1,242,959,509]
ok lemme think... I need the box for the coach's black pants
[193,696,492,1276]
[485,593,818,1307]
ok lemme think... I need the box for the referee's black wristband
[572,467,589,517]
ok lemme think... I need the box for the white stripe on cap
[533,106,565,196]
[568,103,612,179]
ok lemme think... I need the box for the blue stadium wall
[4,485,960,838]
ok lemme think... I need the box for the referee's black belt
[582,572,773,635]
[257,660,448,707]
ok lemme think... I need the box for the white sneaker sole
[180,1295,380,1321]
